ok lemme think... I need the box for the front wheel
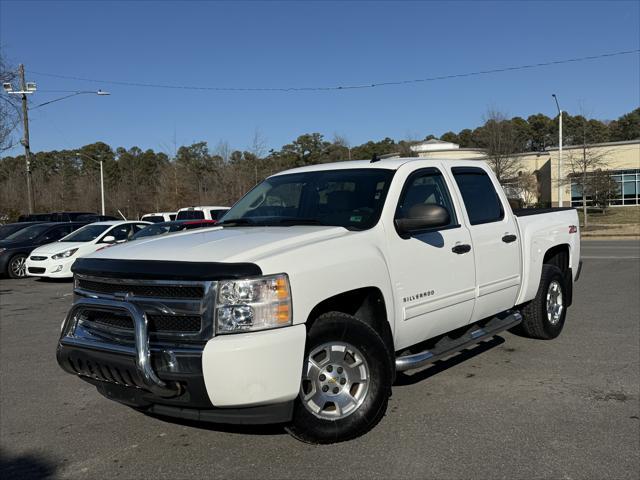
[286,312,393,444]
[7,254,28,279]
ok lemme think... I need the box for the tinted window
[4,224,52,241]
[209,209,228,220]
[0,223,32,240]
[131,223,178,240]
[42,226,73,242]
[61,224,110,242]
[222,169,394,230]
[176,210,205,220]
[452,167,504,225]
[142,215,165,223]
[396,169,457,228]
[106,225,132,241]
[169,214,176,221]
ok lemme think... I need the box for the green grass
[577,205,640,225]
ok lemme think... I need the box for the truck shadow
[144,413,287,436]
[0,449,58,479]
[393,336,505,387]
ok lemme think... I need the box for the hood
[31,241,88,255]
[90,226,350,263]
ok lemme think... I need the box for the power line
[26,49,640,93]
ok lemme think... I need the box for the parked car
[0,222,87,278]
[0,221,45,241]
[130,220,217,241]
[175,206,230,221]
[25,221,150,279]
[18,212,97,222]
[141,212,177,223]
[57,158,581,443]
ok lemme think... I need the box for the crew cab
[57,158,581,444]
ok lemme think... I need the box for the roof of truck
[272,157,484,176]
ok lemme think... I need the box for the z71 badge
[403,290,435,303]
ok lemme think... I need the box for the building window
[570,169,640,207]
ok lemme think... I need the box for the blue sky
[1,0,638,155]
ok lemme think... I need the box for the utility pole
[19,64,34,213]
[552,94,563,207]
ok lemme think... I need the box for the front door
[387,167,477,351]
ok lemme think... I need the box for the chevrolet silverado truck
[57,158,581,444]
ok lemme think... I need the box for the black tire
[518,264,568,340]
[286,312,393,444]
[7,254,28,279]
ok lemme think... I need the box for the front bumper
[26,257,74,278]
[57,294,306,424]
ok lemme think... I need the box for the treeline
[0,108,637,220]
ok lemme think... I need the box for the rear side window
[452,167,504,225]
[176,210,205,220]
[209,210,227,220]
[143,215,164,223]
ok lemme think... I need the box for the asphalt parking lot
[1,239,638,479]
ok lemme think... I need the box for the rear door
[386,166,476,350]
[449,166,521,322]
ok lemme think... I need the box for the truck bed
[512,207,576,217]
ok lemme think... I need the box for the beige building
[402,139,640,207]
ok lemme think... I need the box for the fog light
[52,265,63,273]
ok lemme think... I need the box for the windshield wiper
[265,218,327,226]
[217,218,257,227]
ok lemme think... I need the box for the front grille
[28,267,45,274]
[82,310,202,333]
[77,278,204,299]
[30,256,47,261]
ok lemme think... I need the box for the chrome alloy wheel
[10,256,27,278]
[300,342,370,420]
[546,280,564,325]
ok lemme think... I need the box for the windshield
[131,223,182,240]
[176,210,205,220]
[221,168,395,230]
[60,224,110,242]
[0,224,31,240]
[4,224,51,242]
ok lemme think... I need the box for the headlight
[0,248,5,254]
[52,248,78,260]
[216,273,291,334]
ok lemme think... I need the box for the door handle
[502,234,517,243]
[452,244,471,254]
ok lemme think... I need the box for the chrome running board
[395,311,522,372]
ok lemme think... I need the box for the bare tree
[0,50,20,152]
[479,109,522,183]
[332,133,351,160]
[565,145,611,228]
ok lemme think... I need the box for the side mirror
[395,204,450,236]
[101,235,116,243]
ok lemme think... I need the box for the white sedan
[25,221,150,279]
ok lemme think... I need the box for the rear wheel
[286,312,393,444]
[7,254,28,279]
[519,264,568,339]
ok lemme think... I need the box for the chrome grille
[72,274,216,344]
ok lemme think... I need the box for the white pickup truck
[57,158,581,443]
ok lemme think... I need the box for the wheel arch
[305,287,395,359]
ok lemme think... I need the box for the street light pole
[76,153,105,215]
[552,94,563,207]
[3,67,109,216]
